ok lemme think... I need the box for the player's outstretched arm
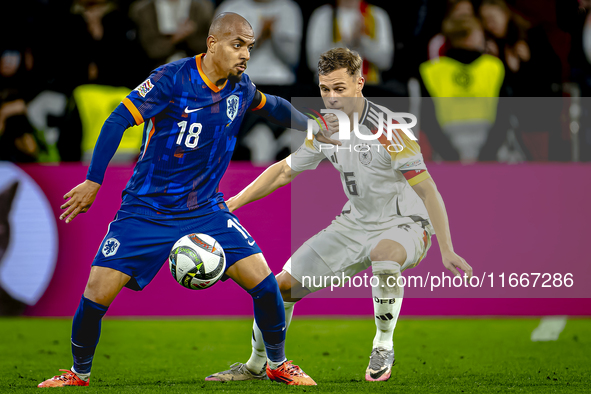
[61,105,133,223]
[412,177,473,278]
[226,158,300,213]
[250,91,341,146]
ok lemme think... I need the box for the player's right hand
[441,250,473,279]
[60,180,101,223]
[316,113,341,146]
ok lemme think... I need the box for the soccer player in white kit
[206,48,472,382]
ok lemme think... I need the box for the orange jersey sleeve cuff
[405,170,430,186]
[123,98,144,125]
[251,92,267,111]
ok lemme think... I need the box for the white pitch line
[531,316,567,342]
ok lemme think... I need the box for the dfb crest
[226,95,239,122]
[359,145,372,166]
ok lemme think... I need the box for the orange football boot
[266,360,317,386]
[38,369,89,388]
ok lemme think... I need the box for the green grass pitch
[1,317,589,393]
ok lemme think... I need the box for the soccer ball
[168,233,226,290]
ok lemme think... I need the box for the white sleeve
[389,132,430,187]
[286,139,326,172]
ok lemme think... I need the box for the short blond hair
[318,48,363,77]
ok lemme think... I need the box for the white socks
[267,358,288,370]
[244,262,403,371]
[245,320,266,373]
[246,301,296,372]
[71,366,90,382]
[371,261,404,351]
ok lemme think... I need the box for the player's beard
[229,62,247,84]
[228,71,244,84]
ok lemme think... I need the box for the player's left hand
[441,250,472,279]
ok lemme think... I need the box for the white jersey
[287,98,434,233]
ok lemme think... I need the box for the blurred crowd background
[2,0,591,164]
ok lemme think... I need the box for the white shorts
[284,219,432,292]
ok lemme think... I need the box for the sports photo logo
[306,109,417,143]
[135,79,154,98]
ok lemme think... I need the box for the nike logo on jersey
[248,240,255,246]
[184,106,203,113]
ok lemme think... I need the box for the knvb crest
[226,95,239,122]
[102,238,120,257]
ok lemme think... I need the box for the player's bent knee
[225,253,272,291]
[276,270,308,302]
[370,239,407,265]
[276,271,293,294]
